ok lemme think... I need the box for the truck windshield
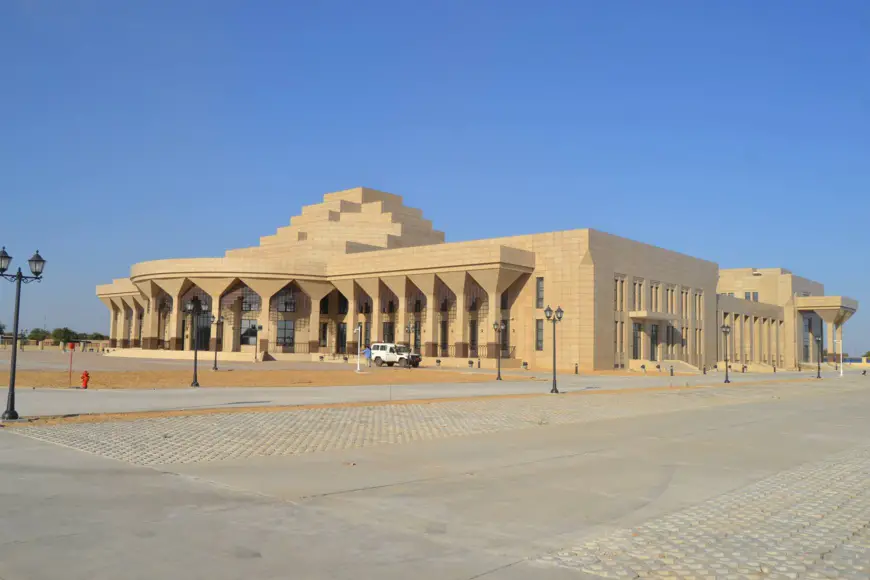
[396,346,410,354]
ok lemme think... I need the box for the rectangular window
[440,320,449,351]
[536,277,544,308]
[319,322,328,347]
[276,320,295,347]
[277,292,297,312]
[387,300,395,314]
[535,319,544,351]
[241,287,260,312]
[383,321,395,343]
[320,296,329,315]
[500,291,509,310]
[414,299,422,313]
[631,323,641,360]
[752,292,759,302]
[338,294,349,314]
[745,291,751,300]
[239,319,258,346]
[337,322,347,352]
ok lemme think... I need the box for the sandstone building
[97,187,858,371]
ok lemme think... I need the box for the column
[208,293,223,352]
[119,306,132,348]
[408,274,438,358]
[437,272,468,358]
[143,299,159,349]
[836,324,843,364]
[130,305,142,348]
[827,321,835,363]
[395,290,407,346]
[486,289,500,359]
[108,302,120,348]
[296,281,336,355]
[370,286,382,345]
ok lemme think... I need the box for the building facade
[96,187,858,371]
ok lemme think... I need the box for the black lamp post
[212,314,223,371]
[492,320,505,381]
[721,323,731,384]
[0,247,46,421]
[186,296,205,387]
[544,305,564,393]
[816,335,822,379]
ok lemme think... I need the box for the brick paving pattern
[12,382,852,466]
[538,445,870,579]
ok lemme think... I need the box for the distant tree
[28,328,50,341]
[51,327,77,343]
[0,321,5,334]
[88,332,109,340]
[864,350,870,359]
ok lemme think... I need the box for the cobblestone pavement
[11,381,859,466]
[537,445,870,579]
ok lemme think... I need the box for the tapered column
[408,274,438,358]
[134,281,163,350]
[827,321,834,363]
[296,280,334,355]
[118,305,131,348]
[242,279,289,357]
[356,278,382,346]
[332,279,359,355]
[486,289,500,358]
[836,324,843,362]
[130,305,142,348]
[104,299,120,348]
[152,279,192,351]
[438,272,469,358]
[381,276,408,346]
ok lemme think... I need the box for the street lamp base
[496,375,502,381]
[550,386,559,394]
[2,409,20,421]
[191,381,200,388]
[724,379,731,384]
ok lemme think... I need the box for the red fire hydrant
[81,371,90,390]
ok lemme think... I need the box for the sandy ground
[0,367,530,389]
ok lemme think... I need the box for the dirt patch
[0,368,533,390]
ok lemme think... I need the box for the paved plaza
[1,373,869,579]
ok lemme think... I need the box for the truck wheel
[374,357,383,367]
[412,362,420,368]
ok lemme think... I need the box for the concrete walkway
[0,377,868,579]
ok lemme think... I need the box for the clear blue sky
[1,1,868,353]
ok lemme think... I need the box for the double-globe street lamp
[185,296,210,388]
[720,324,731,384]
[493,320,506,381]
[0,247,46,420]
[816,335,822,379]
[544,305,564,394]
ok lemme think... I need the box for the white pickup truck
[370,343,422,368]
